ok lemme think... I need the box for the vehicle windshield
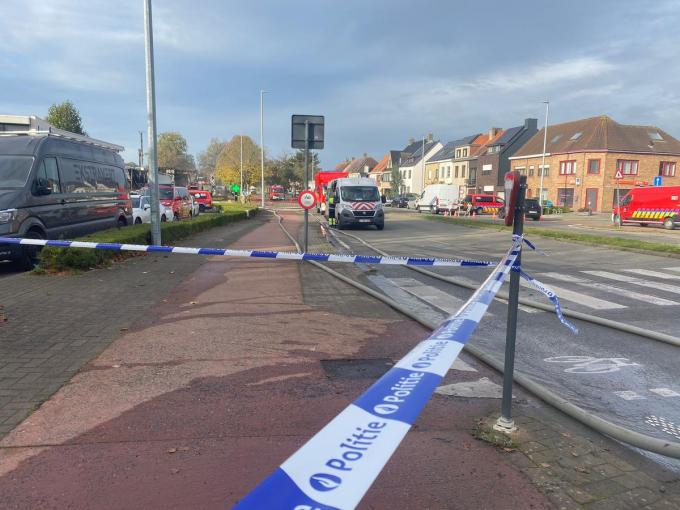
[159,187,173,200]
[341,186,380,202]
[131,197,141,208]
[525,199,539,207]
[0,156,33,188]
[619,193,633,206]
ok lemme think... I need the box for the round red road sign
[298,190,316,210]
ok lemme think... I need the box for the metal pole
[138,131,144,167]
[539,101,549,209]
[495,175,526,433]
[260,90,266,209]
[421,136,426,193]
[240,134,243,199]
[143,0,161,245]
[304,120,309,252]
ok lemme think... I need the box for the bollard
[494,175,527,434]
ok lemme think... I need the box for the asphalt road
[318,208,680,471]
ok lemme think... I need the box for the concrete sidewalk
[0,211,677,509]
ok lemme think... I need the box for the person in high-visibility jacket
[328,194,336,226]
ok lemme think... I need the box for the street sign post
[292,115,325,252]
[298,190,316,210]
[614,170,623,228]
[495,173,526,434]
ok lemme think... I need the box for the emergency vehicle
[314,171,349,213]
[613,186,680,230]
[325,177,384,230]
[268,185,286,201]
[461,194,505,215]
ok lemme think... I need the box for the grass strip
[37,205,258,272]
[425,215,680,256]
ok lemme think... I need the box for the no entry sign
[298,190,316,210]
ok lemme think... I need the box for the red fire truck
[268,185,286,201]
[613,185,680,230]
[314,171,349,212]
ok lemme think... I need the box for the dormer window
[569,132,582,141]
[551,134,562,143]
[649,132,663,141]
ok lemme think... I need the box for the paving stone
[564,485,597,504]
[580,478,627,499]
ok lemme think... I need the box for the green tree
[46,100,86,135]
[157,132,194,172]
[215,135,261,188]
[390,165,403,194]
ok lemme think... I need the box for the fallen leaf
[561,432,571,438]
[540,463,551,468]
[189,301,198,305]
[167,448,177,454]
[120,327,128,331]
[503,447,515,453]
[575,466,589,474]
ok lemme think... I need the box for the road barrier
[233,237,524,510]
[0,237,493,268]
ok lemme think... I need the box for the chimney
[408,138,415,144]
[524,118,538,130]
[488,127,502,139]
[427,133,433,142]
[363,152,368,157]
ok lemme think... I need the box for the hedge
[37,206,258,272]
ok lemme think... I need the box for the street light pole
[538,100,550,207]
[143,0,161,245]
[240,134,243,199]
[260,90,267,208]
[138,131,144,168]
[421,136,426,193]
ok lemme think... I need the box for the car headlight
[0,209,17,223]
[375,203,383,210]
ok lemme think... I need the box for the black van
[0,133,132,267]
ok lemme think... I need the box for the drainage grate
[321,358,394,380]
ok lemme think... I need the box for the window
[587,159,600,174]
[408,169,412,179]
[461,167,466,178]
[569,132,582,141]
[559,160,577,175]
[661,161,676,177]
[616,159,639,175]
[428,170,432,179]
[35,157,61,194]
[515,166,525,175]
[539,165,550,177]
[649,132,663,141]
[447,167,451,178]
[60,158,125,193]
[550,134,562,144]
[463,148,468,157]
[528,167,534,177]
[557,188,575,207]
[454,166,459,178]
[481,164,492,176]
[455,149,461,158]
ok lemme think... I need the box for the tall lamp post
[240,134,243,199]
[143,0,161,245]
[260,90,267,209]
[538,100,550,207]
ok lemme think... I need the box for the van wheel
[19,228,45,270]
[117,217,127,228]
[476,207,484,215]
[134,217,142,225]
[663,217,676,230]
[161,215,167,222]
[376,223,384,231]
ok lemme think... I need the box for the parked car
[188,189,212,212]
[524,198,542,221]
[0,132,132,268]
[131,194,174,224]
[159,185,192,220]
[405,193,420,209]
[392,194,414,208]
[190,194,200,217]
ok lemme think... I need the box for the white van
[325,177,384,230]
[417,184,459,214]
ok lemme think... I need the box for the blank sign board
[291,115,324,149]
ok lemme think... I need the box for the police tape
[233,237,523,510]
[517,269,579,334]
[0,237,493,267]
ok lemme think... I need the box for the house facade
[399,138,442,194]
[509,115,680,212]
[343,155,378,178]
[476,118,538,196]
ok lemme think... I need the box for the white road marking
[435,377,506,399]
[539,272,679,306]
[450,358,478,372]
[583,270,680,296]
[650,388,680,397]
[456,275,540,314]
[625,268,680,280]
[646,416,680,440]
[519,278,626,310]
[614,391,646,401]
[367,274,445,325]
[390,277,468,315]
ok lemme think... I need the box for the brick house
[369,153,392,196]
[476,118,538,196]
[342,155,378,178]
[509,115,680,212]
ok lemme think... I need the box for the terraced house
[509,115,680,212]
[423,135,477,189]
[398,136,442,194]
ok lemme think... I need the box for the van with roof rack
[0,116,132,268]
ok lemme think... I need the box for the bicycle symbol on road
[544,356,640,374]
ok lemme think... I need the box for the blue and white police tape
[0,237,493,268]
[233,237,523,510]
[518,269,579,334]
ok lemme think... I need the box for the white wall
[409,141,443,194]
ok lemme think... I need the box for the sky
[3,0,680,169]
